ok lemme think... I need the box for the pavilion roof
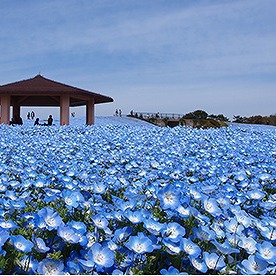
[0,75,113,104]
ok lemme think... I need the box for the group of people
[34,115,53,126]
[10,115,23,126]
[27,111,35,120]
[10,114,53,126]
[115,109,122,117]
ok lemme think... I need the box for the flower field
[0,120,275,274]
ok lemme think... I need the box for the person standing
[47,115,53,126]
[31,111,35,120]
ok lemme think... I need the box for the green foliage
[208,114,229,122]
[233,113,276,126]
[193,110,208,120]
[47,250,63,261]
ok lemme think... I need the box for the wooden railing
[129,111,184,119]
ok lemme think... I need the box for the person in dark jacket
[34,118,40,126]
[47,115,53,126]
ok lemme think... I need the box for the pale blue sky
[0,0,275,120]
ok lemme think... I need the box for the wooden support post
[13,103,20,119]
[0,95,10,124]
[86,97,95,125]
[60,94,70,125]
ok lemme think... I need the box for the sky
[0,0,275,120]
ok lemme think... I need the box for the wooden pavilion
[0,75,113,125]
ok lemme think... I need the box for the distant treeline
[129,110,276,127]
[233,114,276,126]
[183,110,229,122]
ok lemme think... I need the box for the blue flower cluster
[0,123,275,274]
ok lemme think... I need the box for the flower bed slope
[0,124,275,274]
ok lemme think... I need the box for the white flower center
[95,253,105,264]
[15,242,24,250]
[207,259,217,269]
[251,261,260,271]
[46,217,55,226]
[167,227,177,238]
[164,192,175,204]
[1,222,12,228]
[45,262,58,274]
[205,202,213,211]
[65,198,73,205]
[133,242,145,253]
[185,244,193,254]
[263,248,272,258]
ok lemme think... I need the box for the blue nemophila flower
[32,236,50,253]
[125,210,144,224]
[112,268,124,274]
[203,252,226,271]
[37,258,64,275]
[212,240,240,255]
[58,225,80,244]
[68,220,87,234]
[10,235,34,253]
[92,214,109,230]
[18,256,38,274]
[37,207,63,230]
[242,227,258,239]
[176,205,191,218]
[62,190,79,208]
[203,198,221,216]
[189,188,202,200]
[113,226,133,243]
[162,222,186,241]
[0,219,18,230]
[0,230,9,248]
[240,255,268,274]
[157,185,180,210]
[193,225,216,241]
[247,189,266,200]
[118,199,136,212]
[93,182,107,194]
[125,232,154,254]
[67,260,83,275]
[260,226,276,241]
[107,240,119,251]
[67,220,88,246]
[163,238,182,255]
[86,232,98,248]
[224,218,244,235]
[79,242,115,271]
[181,238,201,257]
[189,256,208,273]
[256,241,276,264]
[235,210,252,228]
[210,223,225,239]
[91,242,115,269]
[238,236,257,254]
[144,218,165,235]
[160,265,180,275]
[226,233,241,247]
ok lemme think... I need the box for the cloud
[0,0,275,117]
